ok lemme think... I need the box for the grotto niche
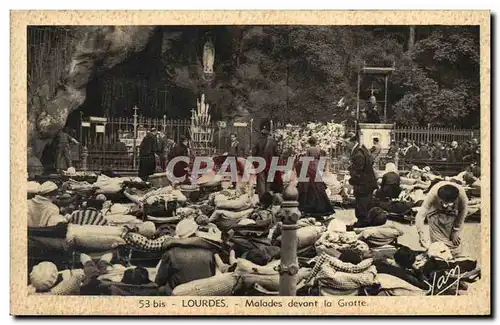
[28,26,156,174]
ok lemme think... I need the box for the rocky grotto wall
[28,26,156,170]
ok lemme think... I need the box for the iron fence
[73,116,479,174]
[393,125,479,144]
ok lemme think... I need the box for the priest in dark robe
[138,128,159,181]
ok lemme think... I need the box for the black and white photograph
[12,10,490,316]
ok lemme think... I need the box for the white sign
[90,116,108,123]
[95,125,105,133]
[233,122,248,127]
[82,122,90,127]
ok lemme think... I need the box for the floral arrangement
[274,121,346,155]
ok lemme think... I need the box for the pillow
[66,224,126,251]
[172,273,239,296]
[69,209,108,226]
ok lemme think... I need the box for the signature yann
[424,265,463,296]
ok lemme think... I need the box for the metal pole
[250,118,253,155]
[277,183,301,296]
[384,75,388,122]
[218,124,221,154]
[356,72,361,121]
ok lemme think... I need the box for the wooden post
[277,183,301,296]
[132,106,138,170]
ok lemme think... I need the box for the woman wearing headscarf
[296,137,334,217]
[375,163,401,200]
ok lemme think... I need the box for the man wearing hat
[155,218,223,295]
[343,131,378,227]
[252,119,279,200]
[415,181,469,258]
[28,181,67,228]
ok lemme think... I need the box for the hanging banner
[95,125,105,133]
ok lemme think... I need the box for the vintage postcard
[11,10,490,316]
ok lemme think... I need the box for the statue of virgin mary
[203,40,215,74]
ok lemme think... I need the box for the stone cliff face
[28,26,155,163]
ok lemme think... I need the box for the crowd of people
[386,138,481,164]
[26,120,481,297]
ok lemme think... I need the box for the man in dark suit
[252,120,279,199]
[344,131,378,227]
[226,133,242,157]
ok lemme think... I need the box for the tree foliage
[163,25,480,128]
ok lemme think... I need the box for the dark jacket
[404,146,419,161]
[138,133,160,180]
[349,143,378,196]
[109,282,159,296]
[168,143,190,178]
[433,148,446,161]
[447,148,461,163]
[366,107,381,123]
[419,146,431,160]
[154,237,223,295]
[252,135,278,171]
[387,144,399,158]
[376,171,401,200]
[227,140,242,157]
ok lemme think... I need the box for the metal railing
[72,116,479,174]
[393,125,479,144]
